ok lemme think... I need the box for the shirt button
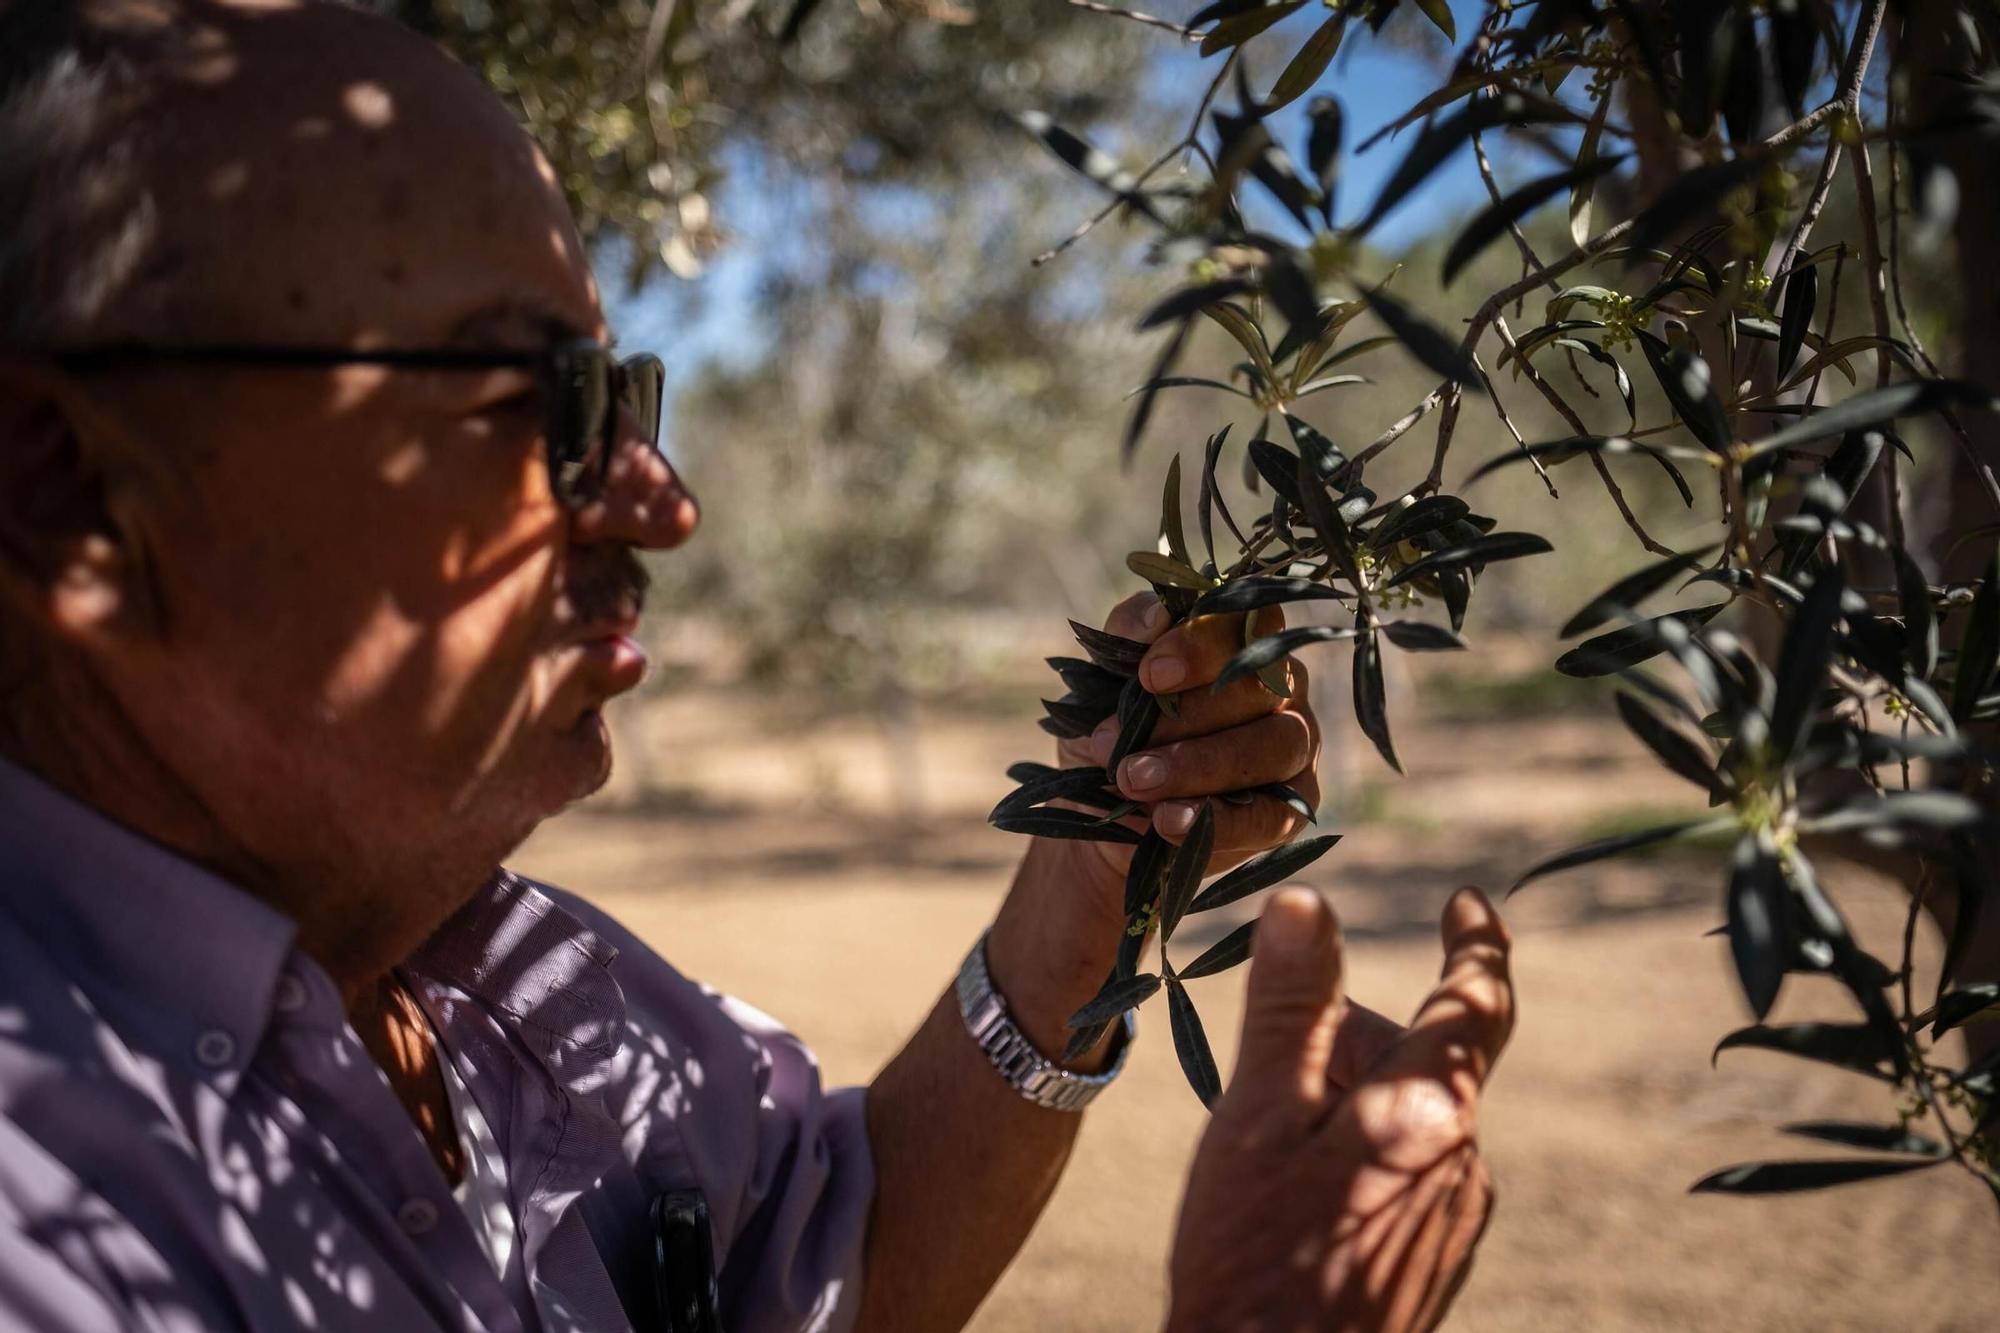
[194,1030,237,1068]
[396,1198,440,1236]
[274,973,309,1014]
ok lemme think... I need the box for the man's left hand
[985,590,1323,1057]
[1057,588,1324,888]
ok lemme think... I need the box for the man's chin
[557,706,617,802]
[468,706,616,857]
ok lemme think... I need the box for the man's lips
[570,619,649,689]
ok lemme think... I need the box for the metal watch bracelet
[955,928,1134,1112]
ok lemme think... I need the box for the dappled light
[5,0,2000,1331]
[341,79,395,129]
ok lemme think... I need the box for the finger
[1151,790,1305,853]
[1103,590,1173,645]
[1408,886,1516,1081]
[1362,887,1515,1108]
[1138,606,1284,694]
[1113,710,1313,804]
[1221,888,1345,1123]
[1087,664,1294,762]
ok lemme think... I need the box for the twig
[1423,385,1468,495]
[1389,10,1888,488]
[1469,348,1559,498]
[1473,127,1562,298]
[1031,51,1234,266]
[1467,7,1561,303]
[1350,386,1446,473]
[1493,310,1672,553]
[1487,319,1571,488]
[1770,0,1889,284]
[1849,142,1894,392]
[1882,82,1940,376]
[1903,860,1929,1025]
[1588,451,1674,557]
[1846,129,1913,553]
[1061,0,1197,40]
[1491,313,1676,553]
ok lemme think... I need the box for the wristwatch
[955,929,1135,1112]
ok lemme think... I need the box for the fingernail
[1156,801,1196,836]
[1260,887,1326,961]
[1145,655,1186,691]
[1089,721,1117,765]
[1141,599,1170,633]
[1123,754,1168,792]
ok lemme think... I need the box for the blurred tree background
[363,0,1968,807]
[386,0,2000,1313]
[365,0,1679,724]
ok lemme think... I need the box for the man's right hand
[1165,886,1514,1333]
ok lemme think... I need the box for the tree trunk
[1895,0,2000,1046]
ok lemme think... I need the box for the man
[0,2,1514,1330]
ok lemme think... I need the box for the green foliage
[400,0,2000,1229]
[993,0,2000,1220]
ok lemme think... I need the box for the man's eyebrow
[446,303,596,349]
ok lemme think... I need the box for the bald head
[0,0,702,980]
[0,0,601,347]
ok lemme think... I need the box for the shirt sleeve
[547,890,876,1333]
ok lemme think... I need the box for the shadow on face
[0,0,700,909]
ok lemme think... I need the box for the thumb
[1224,887,1345,1118]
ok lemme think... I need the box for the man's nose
[567,413,699,550]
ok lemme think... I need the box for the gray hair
[0,3,167,344]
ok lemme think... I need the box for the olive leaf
[1166,975,1222,1107]
[1353,625,1400,773]
[1267,13,1345,111]
[1690,1158,1944,1195]
[1188,834,1340,914]
[1361,284,1482,388]
[1214,626,1359,690]
[1159,801,1219,943]
[1443,156,1625,285]
[1065,973,1162,1030]
[1177,920,1258,980]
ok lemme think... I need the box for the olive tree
[991,0,2000,1207]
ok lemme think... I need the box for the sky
[606,0,1521,407]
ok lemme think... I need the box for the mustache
[560,549,651,629]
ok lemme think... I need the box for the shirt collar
[412,869,624,1070]
[0,757,299,1088]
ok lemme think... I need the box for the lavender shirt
[0,761,874,1333]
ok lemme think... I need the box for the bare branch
[1371,2,1892,488]
[1470,348,1559,498]
[1351,387,1445,474]
[1031,50,1233,265]
[1061,0,1197,40]
[1472,127,1562,299]
[1770,0,1889,282]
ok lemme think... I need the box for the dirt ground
[513,647,2000,1332]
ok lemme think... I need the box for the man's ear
[0,363,157,649]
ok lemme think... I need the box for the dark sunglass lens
[545,343,612,505]
[619,354,666,445]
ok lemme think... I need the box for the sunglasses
[33,339,666,511]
